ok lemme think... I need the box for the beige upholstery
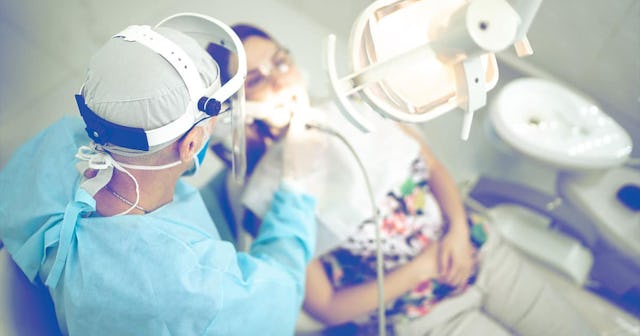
[1,239,637,336]
[293,244,640,335]
[0,248,62,336]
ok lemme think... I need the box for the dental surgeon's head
[76,24,223,215]
[208,23,308,175]
[81,27,220,172]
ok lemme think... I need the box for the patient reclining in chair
[207,22,597,336]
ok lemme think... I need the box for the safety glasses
[245,46,293,93]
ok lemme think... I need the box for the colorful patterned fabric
[319,156,487,332]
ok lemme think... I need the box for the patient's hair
[207,23,274,86]
[206,23,281,177]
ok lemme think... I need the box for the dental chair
[201,167,256,252]
[199,168,240,247]
[296,176,640,335]
[463,175,640,333]
[466,176,640,316]
[203,165,640,335]
[201,168,639,335]
[4,172,636,335]
[465,176,597,286]
[0,245,63,336]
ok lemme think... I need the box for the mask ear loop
[110,118,213,210]
[110,155,187,216]
[111,162,142,216]
[76,144,183,216]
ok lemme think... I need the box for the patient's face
[239,36,308,133]
[242,36,304,102]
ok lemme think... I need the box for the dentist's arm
[248,108,327,290]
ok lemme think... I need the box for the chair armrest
[467,176,599,247]
[465,176,597,285]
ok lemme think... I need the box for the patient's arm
[428,153,475,287]
[303,243,439,326]
[398,124,474,287]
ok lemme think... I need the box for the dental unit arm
[325,0,542,140]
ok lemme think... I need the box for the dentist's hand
[281,108,327,193]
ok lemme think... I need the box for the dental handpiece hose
[305,122,386,336]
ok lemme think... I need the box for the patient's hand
[438,226,475,287]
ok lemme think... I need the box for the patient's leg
[394,288,512,336]
[425,309,512,336]
[475,234,597,336]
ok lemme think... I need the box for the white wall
[271,0,640,152]
[508,0,640,156]
[0,0,347,168]
[526,1,639,118]
[267,0,640,190]
[1,0,638,170]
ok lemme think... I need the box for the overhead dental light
[326,0,543,140]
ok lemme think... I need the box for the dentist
[0,14,319,336]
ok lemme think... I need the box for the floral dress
[319,156,488,334]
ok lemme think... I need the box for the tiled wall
[514,0,640,153]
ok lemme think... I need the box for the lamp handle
[325,34,375,132]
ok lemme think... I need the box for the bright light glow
[367,0,463,109]
[326,0,544,140]
[347,0,502,135]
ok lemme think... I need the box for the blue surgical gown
[0,117,316,336]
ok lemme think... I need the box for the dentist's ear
[178,126,206,162]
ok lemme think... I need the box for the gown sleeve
[201,184,316,335]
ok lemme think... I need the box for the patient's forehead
[243,36,278,70]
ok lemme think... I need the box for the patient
[208,23,596,336]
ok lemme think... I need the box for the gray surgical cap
[81,26,220,155]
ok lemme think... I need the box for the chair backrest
[1,248,63,336]
[199,169,239,246]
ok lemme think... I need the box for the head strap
[77,25,218,151]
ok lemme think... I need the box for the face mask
[182,137,211,177]
[182,117,214,176]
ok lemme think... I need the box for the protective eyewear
[245,47,293,92]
